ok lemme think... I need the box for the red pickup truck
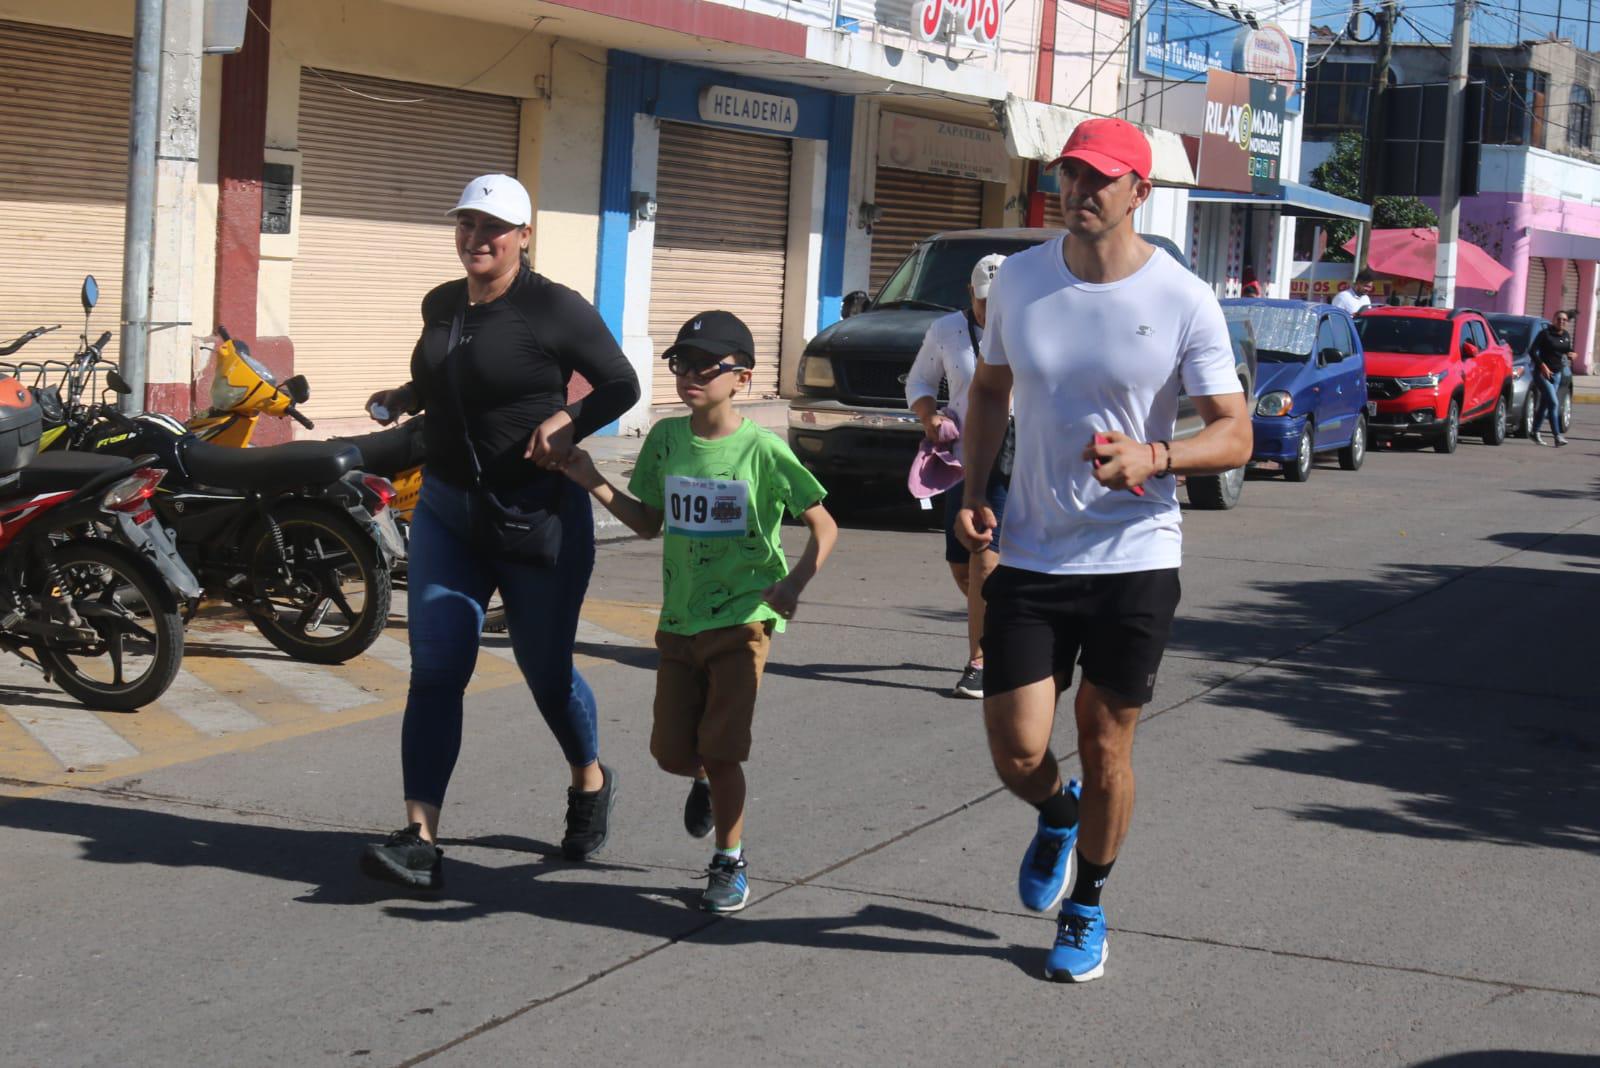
[1354,307,1515,453]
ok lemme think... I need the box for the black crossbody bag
[966,311,1015,482]
[440,298,564,568]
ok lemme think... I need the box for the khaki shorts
[651,622,773,766]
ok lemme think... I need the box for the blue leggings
[400,475,598,808]
[1534,373,1563,436]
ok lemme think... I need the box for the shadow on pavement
[0,797,1030,968]
[1409,1055,1599,1066]
[1170,557,1600,856]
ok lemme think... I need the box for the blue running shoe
[701,853,749,913]
[1017,779,1081,912]
[1045,901,1108,983]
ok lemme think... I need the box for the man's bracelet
[1158,440,1173,477]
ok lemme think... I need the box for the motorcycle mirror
[283,374,310,404]
[81,275,99,313]
[105,369,133,395]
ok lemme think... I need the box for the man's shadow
[1,797,1041,975]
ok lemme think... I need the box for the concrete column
[1573,260,1596,374]
[614,114,660,436]
[147,0,203,415]
[782,139,827,398]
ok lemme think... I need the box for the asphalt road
[3,412,1598,1067]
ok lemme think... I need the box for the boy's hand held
[761,579,800,620]
[559,448,603,490]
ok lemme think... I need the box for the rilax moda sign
[914,0,1003,45]
[1198,70,1285,196]
[698,86,799,134]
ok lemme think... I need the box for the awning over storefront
[1187,181,1372,222]
[1528,228,1600,262]
[1003,97,1196,188]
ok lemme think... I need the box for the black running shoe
[361,824,443,890]
[953,663,983,699]
[684,778,714,839]
[562,763,616,860]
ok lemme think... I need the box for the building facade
[1301,37,1600,372]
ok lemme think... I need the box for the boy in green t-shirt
[560,310,837,912]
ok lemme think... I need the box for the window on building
[1306,61,1375,135]
[1472,66,1552,147]
[1530,71,1548,148]
[1570,85,1593,151]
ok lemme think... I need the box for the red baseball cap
[1049,118,1152,180]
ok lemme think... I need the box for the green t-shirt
[630,418,826,636]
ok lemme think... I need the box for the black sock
[1034,784,1079,829]
[1069,852,1114,908]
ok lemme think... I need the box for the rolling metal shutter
[1560,259,1579,314]
[1524,258,1547,317]
[292,70,520,422]
[868,168,984,295]
[648,121,790,405]
[0,20,129,366]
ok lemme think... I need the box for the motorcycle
[0,356,186,710]
[40,280,400,665]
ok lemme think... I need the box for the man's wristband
[1158,440,1173,477]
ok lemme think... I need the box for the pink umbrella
[1341,227,1513,292]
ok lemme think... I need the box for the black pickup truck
[788,228,1258,510]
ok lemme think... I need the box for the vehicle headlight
[1396,372,1445,390]
[799,353,835,389]
[1255,390,1293,417]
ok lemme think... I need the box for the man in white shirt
[957,118,1252,983]
[905,254,1009,699]
[1331,275,1373,315]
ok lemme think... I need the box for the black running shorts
[980,566,1181,705]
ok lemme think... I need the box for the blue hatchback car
[1222,299,1368,481]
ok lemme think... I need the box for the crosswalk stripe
[9,704,138,769]
[576,619,644,648]
[0,707,67,779]
[197,626,376,713]
[179,649,330,727]
[364,633,414,675]
[156,670,267,737]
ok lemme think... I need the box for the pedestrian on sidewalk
[360,174,640,890]
[1530,310,1573,446]
[561,310,837,913]
[956,119,1251,982]
[905,253,1011,699]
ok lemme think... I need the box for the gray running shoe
[953,663,983,699]
[701,853,750,913]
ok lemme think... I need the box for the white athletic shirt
[980,236,1240,576]
[1331,288,1370,316]
[905,310,1010,460]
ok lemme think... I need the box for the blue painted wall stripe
[818,96,855,332]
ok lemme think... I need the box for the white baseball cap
[970,253,1007,299]
[447,174,531,227]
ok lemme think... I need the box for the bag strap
[964,309,982,359]
[440,291,488,490]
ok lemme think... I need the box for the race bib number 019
[664,476,750,538]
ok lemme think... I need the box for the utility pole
[120,0,164,413]
[1433,0,1472,307]
[1359,0,1397,276]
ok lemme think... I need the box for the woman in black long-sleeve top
[1529,310,1573,446]
[361,175,640,889]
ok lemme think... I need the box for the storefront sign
[878,112,1010,184]
[1138,0,1303,113]
[913,0,1003,46]
[1199,70,1285,196]
[698,86,799,133]
[1290,276,1395,302]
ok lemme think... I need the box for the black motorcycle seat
[335,418,426,479]
[182,438,361,491]
[16,450,139,496]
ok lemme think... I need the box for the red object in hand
[1092,432,1145,497]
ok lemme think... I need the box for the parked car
[1223,298,1367,481]
[1354,306,1515,453]
[1484,313,1573,437]
[788,228,1256,510]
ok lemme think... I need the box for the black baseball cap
[662,310,755,365]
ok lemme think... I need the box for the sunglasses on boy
[667,354,750,379]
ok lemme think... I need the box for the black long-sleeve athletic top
[407,268,639,491]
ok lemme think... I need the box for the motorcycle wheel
[246,502,391,664]
[34,540,184,711]
[483,595,507,634]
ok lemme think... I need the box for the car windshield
[1486,317,1534,354]
[1354,315,1453,355]
[875,238,1042,310]
[1223,304,1316,362]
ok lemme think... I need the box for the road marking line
[0,707,66,778]
[191,625,375,713]
[91,703,204,755]
[364,633,414,675]
[577,619,644,648]
[9,704,138,769]
[178,649,330,727]
[156,670,267,736]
